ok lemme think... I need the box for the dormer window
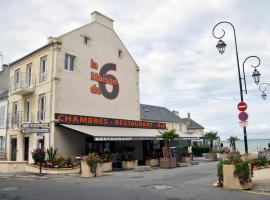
[84,36,90,45]
[118,49,123,59]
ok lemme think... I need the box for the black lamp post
[212,21,262,155]
[259,83,270,100]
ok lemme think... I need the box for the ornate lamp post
[259,83,270,100]
[212,21,262,155]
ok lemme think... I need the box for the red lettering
[94,118,99,124]
[57,114,64,122]
[65,115,72,122]
[91,59,98,69]
[79,116,87,123]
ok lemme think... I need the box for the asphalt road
[0,162,269,200]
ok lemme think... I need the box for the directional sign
[22,128,49,134]
[238,111,248,122]
[237,102,248,112]
[21,123,49,129]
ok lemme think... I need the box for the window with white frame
[14,69,20,89]
[38,94,46,121]
[24,99,31,122]
[39,56,47,83]
[64,53,76,71]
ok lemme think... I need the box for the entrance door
[24,137,29,161]
[11,138,17,161]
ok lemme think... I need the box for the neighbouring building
[6,11,204,165]
[0,65,10,94]
[0,90,8,160]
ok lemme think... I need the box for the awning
[60,124,161,141]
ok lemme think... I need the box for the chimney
[187,113,191,126]
[91,11,113,29]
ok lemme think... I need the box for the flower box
[160,158,176,168]
[223,164,252,190]
[122,160,138,170]
[81,160,102,177]
[100,162,112,172]
[145,159,159,167]
[181,156,192,163]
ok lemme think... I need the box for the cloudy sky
[1,0,270,140]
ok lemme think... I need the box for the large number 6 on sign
[99,63,119,99]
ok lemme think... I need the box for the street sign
[21,123,49,129]
[239,121,248,127]
[22,128,49,134]
[237,102,248,112]
[238,111,248,122]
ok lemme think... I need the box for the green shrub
[31,148,46,164]
[217,160,228,186]
[46,147,57,162]
[234,161,252,185]
[192,146,210,156]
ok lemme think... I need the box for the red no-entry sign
[237,102,248,112]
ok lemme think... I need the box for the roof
[0,90,8,100]
[9,42,60,66]
[181,118,204,129]
[140,104,182,123]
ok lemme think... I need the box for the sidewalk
[0,172,69,180]
[252,167,270,193]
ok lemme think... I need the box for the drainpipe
[5,94,9,160]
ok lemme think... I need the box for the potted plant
[100,152,112,172]
[121,146,138,169]
[81,153,102,177]
[176,146,192,162]
[157,129,179,168]
[219,152,252,189]
[145,154,159,167]
[204,130,219,161]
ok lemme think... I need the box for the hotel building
[5,11,204,164]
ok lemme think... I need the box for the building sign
[55,113,167,129]
[21,123,49,129]
[90,59,119,100]
[22,128,49,134]
[95,137,132,141]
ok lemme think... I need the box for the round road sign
[238,111,248,122]
[237,102,248,112]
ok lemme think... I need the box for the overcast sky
[1,0,270,140]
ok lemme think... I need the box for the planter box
[223,164,252,190]
[122,160,138,170]
[100,162,112,172]
[145,159,159,167]
[160,158,176,168]
[169,157,176,168]
[181,156,192,163]
[160,158,170,168]
[81,160,102,178]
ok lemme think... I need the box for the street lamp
[259,83,270,100]
[212,21,262,155]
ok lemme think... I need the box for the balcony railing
[7,111,33,129]
[9,73,36,95]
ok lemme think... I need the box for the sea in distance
[221,139,270,154]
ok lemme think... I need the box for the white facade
[0,96,8,150]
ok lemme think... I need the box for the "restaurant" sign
[55,113,167,129]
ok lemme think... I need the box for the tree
[204,130,219,152]
[227,136,240,152]
[157,129,179,159]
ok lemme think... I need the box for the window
[12,102,19,127]
[84,36,89,45]
[38,94,46,121]
[14,69,20,89]
[26,63,32,87]
[0,105,6,127]
[118,50,123,59]
[65,54,76,71]
[24,99,30,122]
[39,56,47,83]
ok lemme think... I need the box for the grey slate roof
[140,104,181,123]
[181,118,204,129]
[0,90,8,100]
